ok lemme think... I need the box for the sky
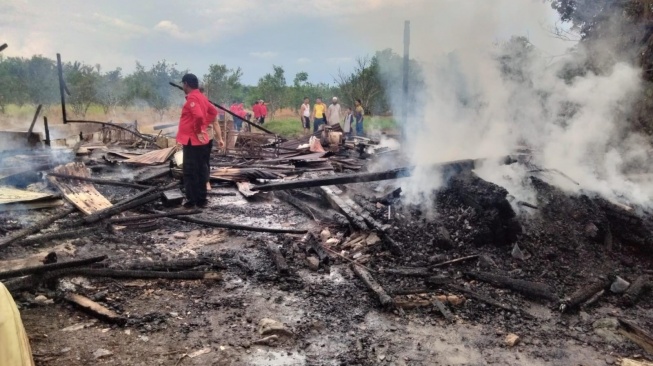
[1,0,572,85]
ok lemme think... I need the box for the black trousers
[182,142,209,204]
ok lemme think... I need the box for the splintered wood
[48,162,112,215]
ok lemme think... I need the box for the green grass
[264,116,398,138]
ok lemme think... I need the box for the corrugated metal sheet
[48,162,113,215]
[124,147,176,166]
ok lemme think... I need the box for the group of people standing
[229,99,267,132]
[300,97,364,138]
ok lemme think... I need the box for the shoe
[197,200,209,208]
[183,201,196,209]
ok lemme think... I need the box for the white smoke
[352,0,653,209]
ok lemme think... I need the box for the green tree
[256,65,287,117]
[96,68,126,117]
[64,61,101,118]
[25,55,58,106]
[335,56,383,114]
[203,64,243,105]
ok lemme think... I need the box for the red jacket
[252,104,262,118]
[176,89,214,146]
[260,104,267,117]
[230,103,246,119]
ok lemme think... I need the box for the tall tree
[96,68,126,117]
[256,65,287,117]
[203,64,243,105]
[64,61,101,118]
[335,56,383,114]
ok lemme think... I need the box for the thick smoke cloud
[352,0,652,210]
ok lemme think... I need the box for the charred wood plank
[115,257,225,271]
[623,275,651,307]
[170,214,308,234]
[65,293,126,325]
[302,233,330,264]
[382,267,431,277]
[47,172,150,189]
[108,209,200,224]
[0,207,77,249]
[83,191,163,224]
[265,242,289,275]
[16,227,98,246]
[447,284,534,319]
[340,194,403,256]
[561,277,611,312]
[320,186,368,230]
[0,255,107,280]
[465,271,558,302]
[64,120,156,143]
[48,268,221,281]
[432,297,454,322]
[390,287,433,296]
[27,104,43,138]
[351,263,394,308]
[618,318,653,355]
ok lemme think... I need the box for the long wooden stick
[48,172,151,189]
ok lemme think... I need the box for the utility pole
[402,21,410,138]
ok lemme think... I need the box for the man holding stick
[176,73,215,208]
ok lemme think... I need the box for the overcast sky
[1,0,571,85]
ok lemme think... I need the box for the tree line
[0,48,422,120]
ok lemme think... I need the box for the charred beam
[352,263,394,308]
[0,255,107,280]
[116,257,225,271]
[47,172,151,189]
[171,214,308,234]
[253,159,482,191]
[108,209,200,224]
[320,186,368,230]
[465,271,558,302]
[382,267,431,277]
[561,277,611,312]
[0,207,77,249]
[265,242,289,275]
[64,120,156,142]
[57,53,67,123]
[432,298,454,322]
[43,116,51,146]
[82,191,163,224]
[0,43,7,52]
[16,227,99,246]
[48,268,221,281]
[447,284,534,319]
[623,275,651,307]
[618,318,653,355]
[26,104,42,138]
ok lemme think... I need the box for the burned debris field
[0,112,651,366]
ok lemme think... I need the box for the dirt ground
[8,188,648,366]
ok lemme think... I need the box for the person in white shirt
[326,97,342,126]
[299,97,311,135]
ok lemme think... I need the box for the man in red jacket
[177,73,215,208]
[252,100,262,124]
[258,99,267,125]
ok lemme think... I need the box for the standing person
[313,97,327,133]
[354,98,365,137]
[176,73,212,208]
[259,99,267,124]
[252,100,262,124]
[230,100,244,132]
[326,97,341,127]
[199,85,224,191]
[299,97,311,135]
[343,107,353,140]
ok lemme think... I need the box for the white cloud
[297,57,311,64]
[250,51,278,59]
[154,20,198,41]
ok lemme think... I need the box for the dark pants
[314,117,325,133]
[234,117,242,131]
[205,139,213,182]
[183,142,209,205]
[258,116,265,125]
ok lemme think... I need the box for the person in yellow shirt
[0,282,34,366]
[312,97,327,133]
